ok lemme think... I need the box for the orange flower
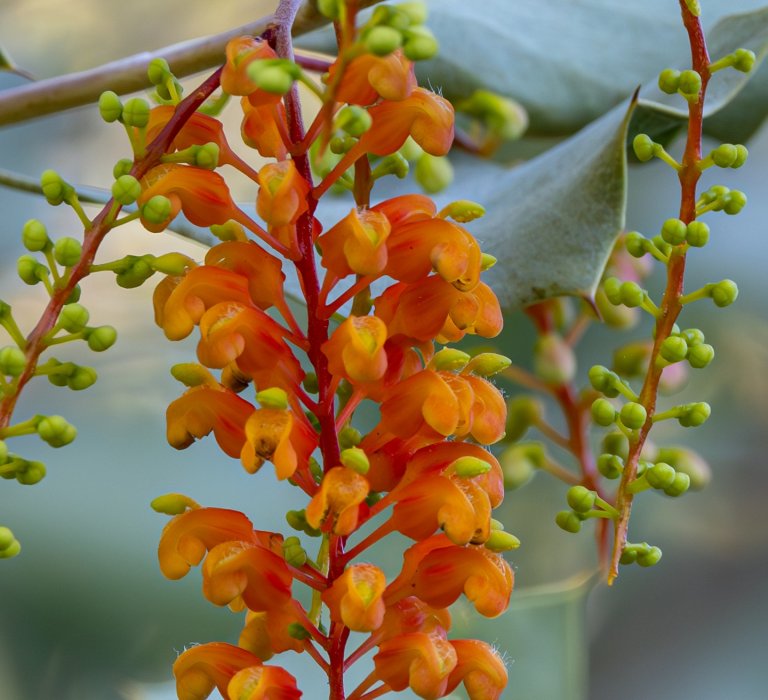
[157,506,260,580]
[138,164,240,232]
[166,385,254,459]
[375,277,502,344]
[221,36,280,100]
[373,630,457,699]
[241,98,289,160]
[196,303,303,390]
[173,642,263,700]
[329,50,416,105]
[154,266,252,341]
[445,639,508,700]
[386,535,513,618]
[318,208,391,278]
[461,375,507,445]
[305,466,369,535]
[202,540,293,611]
[322,315,388,384]
[227,665,302,700]
[371,194,436,228]
[322,563,386,632]
[240,407,318,480]
[377,597,452,641]
[239,608,306,660]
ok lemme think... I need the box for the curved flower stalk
[141,2,515,699]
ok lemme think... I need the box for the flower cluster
[129,4,515,699]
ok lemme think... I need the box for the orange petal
[227,664,302,700]
[239,609,306,660]
[322,563,386,632]
[445,639,508,700]
[173,642,262,700]
[305,466,369,535]
[318,208,390,278]
[221,36,280,98]
[322,315,388,384]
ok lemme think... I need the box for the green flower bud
[555,510,582,534]
[257,387,289,409]
[645,462,677,489]
[505,395,543,442]
[588,365,620,397]
[22,219,50,252]
[397,2,428,24]
[287,622,311,640]
[317,0,341,19]
[680,328,703,346]
[147,57,171,85]
[534,333,576,385]
[595,287,639,328]
[365,25,403,56]
[336,105,373,138]
[286,509,308,532]
[59,303,90,332]
[87,326,117,352]
[685,221,709,247]
[678,69,702,99]
[602,277,622,305]
[0,527,20,558]
[441,200,486,223]
[464,353,510,377]
[687,343,714,369]
[282,536,308,567]
[566,485,596,513]
[122,97,150,127]
[613,341,650,378]
[661,218,687,245]
[150,492,199,515]
[632,134,655,162]
[113,158,134,179]
[302,372,319,395]
[112,174,142,205]
[252,63,295,95]
[340,447,370,475]
[710,279,738,307]
[0,440,7,464]
[619,545,638,565]
[37,415,77,447]
[0,346,26,377]
[678,401,711,427]
[151,253,193,276]
[480,253,497,271]
[53,237,83,268]
[67,366,98,391]
[636,545,662,567]
[451,456,492,478]
[620,402,647,430]
[499,443,542,490]
[602,431,629,459]
[731,144,748,168]
[430,348,470,372]
[338,426,362,450]
[484,530,521,552]
[592,398,617,427]
[597,453,624,479]
[414,153,454,194]
[651,234,672,256]
[663,472,691,497]
[658,68,681,94]
[17,255,44,286]
[619,281,645,308]
[723,190,746,215]
[624,231,648,258]
[655,446,711,490]
[98,90,123,123]
[402,26,439,61]
[116,258,154,288]
[660,336,688,363]
[732,48,756,72]
[194,143,220,170]
[40,169,71,206]
[16,460,46,485]
[711,143,738,168]
[141,195,173,226]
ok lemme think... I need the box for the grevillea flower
[221,36,280,99]
[322,563,387,632]
[322,315,388,384]
[166,384,254,458]
[227,665,302,700]
[239,608,306,660]
[386,535,514,618]
[305,466,369,535]
[173,642,263,700]
[255,160,312,258]
[328,50,416,105]
[196,303,303,390]
[318,208,391,278]
[377,597,452,641]
[376,277,502,344]
[241,98,289,160]
[240,407,318,480]
[373,630,457,699]
[445,639,508,700]
[371,194,437,228]
[138,164,240,232]
[202,539,293,611]
[157,506,263,580]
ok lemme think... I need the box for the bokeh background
[0,1,766,698]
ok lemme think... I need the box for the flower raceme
[146,15,514,700]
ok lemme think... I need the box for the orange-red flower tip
[446,639,508,700]
[239,609,306,660]
[173,642,262,700]
[227,664,302,700]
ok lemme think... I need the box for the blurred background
[0,1,766,698]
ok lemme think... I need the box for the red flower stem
[335,388,364,431]
[344,633,381,670]
[322,274,377,318]
[304,639,331,673]
[0,66,222,431]
[289,563,327,590]
[295,52,334,73]
[339,520,395,566]
[347,670,380,700]
[608,1,710,584]
[292,600,331,649]
[357,687,391,700]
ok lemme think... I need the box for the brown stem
[607,1,710,584]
